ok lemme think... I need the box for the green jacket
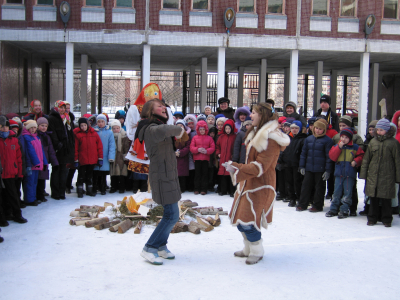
[359,128,400,199]
[332,132,364,150]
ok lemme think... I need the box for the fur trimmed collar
[245,120,290,153]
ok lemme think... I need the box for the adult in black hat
[212,97,235,120]
[314,94,339,131]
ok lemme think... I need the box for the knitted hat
[368,120,378,128]
[197,114,207,122]
[340,128,353,140]
[12,117,22,125]
[175,119,187,129]
[110,120,122,129]
[376,118,391,131]
[216,117,228,125]
[24,120,37,130]
[339,115,352,127]
[218,97,230,105]
[308,116,316,125]
[0,116,10,127]
[285,101,297,111]
[102,113,109,123]
[9,119,19,128]
[278,116,287,124]
[207,114,215,122]
[320,94,331,105]
[78,117,88,127]
[204,105,212,111]
[283,122,291,127]
[243,120,252,127]
[37,117,48,126]
[173,111,184,119]
[96,114,108,124]
[290,120,303,131]
[82,113,92,119]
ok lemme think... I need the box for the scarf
[0,131,9,139]
[54,107,71,130]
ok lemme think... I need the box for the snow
[1,180,399,300]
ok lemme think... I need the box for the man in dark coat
[314,94,339,132]
[212,97,235,120]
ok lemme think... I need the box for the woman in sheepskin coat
[225,103,290,265]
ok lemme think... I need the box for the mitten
[322,171,330,181]
[299,168,305,176]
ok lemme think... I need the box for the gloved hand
[97,159,103,167]
[221,162,235,173]
[74,161,79,168]
[322,171,330,181]
[299,168,305,176]
[200,148,208,154]
[26,167,32,176]
[276,164,282,171]
[57,142,63,151]
[175,150,180,157]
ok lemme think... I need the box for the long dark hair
[245,103,278,140]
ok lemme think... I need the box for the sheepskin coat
[228,120,290,231]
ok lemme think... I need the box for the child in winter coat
[74,117,103,198]
[175,120,191,193]
[36,117,58,202]
[326,128,364,219]
[215,116,227,135]
[21,120,48,206]
[208,126,218,191]
[216,119,237,196]
[183,114,197,192]
[233,106,251,132]
[0,116,26,226]
[206,114,215,129]
[360,119,400,227]
[297,119,333,212]
[190,120,216,195]
[93,114,115,195]
[109,120,131,194]
[115,110,127,131]
[391,110,400,144]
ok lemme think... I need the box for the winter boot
[86,185,96,197]
[139,180,148,192]
[359,204,370,216]
[288,200,297,207]
[0,228,3,243]
[246,239,264,265]
[234,232,250,257]
[77,185,84,198]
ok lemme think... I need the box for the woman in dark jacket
[138,99,185,265]
[47,101,75,200]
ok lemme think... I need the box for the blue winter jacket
[299,134,333,173]
[93,125,116,171]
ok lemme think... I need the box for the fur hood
[196,120,209,135]
[183,114,197,128]
[233,106,251,122]
[245,120,291,153]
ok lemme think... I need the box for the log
[78,211,90,217]
[75,218,99,226]
[188,221,201,234]
[123,215,147,219]
[79,205,101,212]
[181,202,199,208]
[200,210,228,215]
[117,219,133,234]
[171,222,189,233]
[85,217,109,228]
[213,213,221,227]
[196,216,214,232]
[69,217,91,225]
[109,221,123,232]
[70,211,80,217]
[192,206,214,212]
[95,220,120,230]
[104,202,114,208]
[134,221,143,234]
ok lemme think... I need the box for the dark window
[116,0,133,7]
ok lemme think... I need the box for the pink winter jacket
[190,120,215,161]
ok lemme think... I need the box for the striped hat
[340,128,353,140]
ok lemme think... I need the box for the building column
[91,64,97,114]
[189,65,195,114]
[289,50,299,105]
[66,42,74,105]
[284,67,290,105]
[237,67,244,107]
[98,69,102,114]
[142,44,151,89]
[217,47,225,99]
[330,69,338,112]
[80,54,88,115]
[200,57,207,111]
[359,52,370,139]
[313,61,323,114]
[368,63,379,123]
[259,59,267,103]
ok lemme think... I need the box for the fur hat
[183,114,197,128]
[9,119,19,128]
[204,105,212,111]
[339,115,352,127]
[197,114,207,122]
[216,117,228,126]
[110,120,122,129]
[290,120,303,131]
[78,117,88,127]
[376,118,391,131]
[0,116,10,127]
[314,119,327,132]
[96,114,107,124]
[218,97,230,105]
[340,128,353,140]
[37,117,48,126]
[368,120,378,128]
[320,94,331,105]
[285,101,297,111]
[24,120,37,130]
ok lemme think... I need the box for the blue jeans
[330,176,355,213]
[237,224,261,242]
[144,202,179,253]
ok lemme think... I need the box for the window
[384,0,398,19]
[85,0,102,6]
[37,0,54,5]
[192,0,209,10]
[5,0,24,3]
[340,0,356,17]
[267,0,284,14]
[312,0,329,15]
[115,0,133,8]
[238,0,254,13]
[163,0,180,9]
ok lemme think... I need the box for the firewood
[123,215,148,220]
[188,221,201,234]
[117,219,133,233]
[109,221,123,232]
[94,220,120,230]
[75,208,80,211]
[104,202,114,208]
[171,222,188,233]
[70,211,80,217]
[79,205,100,212]
[94,205,105,212]
[200,210,228,215]
[117,200,122,205]
[196,216,214,232]
[192,206,214,212]
[75,218,99,226]
[181,200,199,207]
[69,217,91,225]
[213,213,221,227]
[78,211,90,217]
[85,217,109,228]
[134,221,143,234]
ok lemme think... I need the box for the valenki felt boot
[234,232,250,257]
[246,239,264,265]
[86,185,96,197]
[77,185,84,198]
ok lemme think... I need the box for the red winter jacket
[326,124,338,139]
[216,119,237,175]
[0,130,23,178]
[190,121,216,161]
[74,126,103,165]
[392,110,400,144]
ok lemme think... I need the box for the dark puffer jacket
[212,107,235,120]
[282,132,308,167]
[299,134,333,173]
[360,127,400,199]
[37,130,59,180]
[314,107,339,132]
[232,126,247,164]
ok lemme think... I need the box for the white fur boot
[245,239,264,265]
[234,232,250,257]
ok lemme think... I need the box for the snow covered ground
[1,179,399,300]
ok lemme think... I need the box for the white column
[217,47,225,99]
[142,44,151,89]
[238,67,244,107]
[66,42,74,104]
[359,52,370,138]
[368,63,379,122]
[314,61,323,114]
[80,54,88,115]
[259,59,267,103]
[91,64,97,114]
[189,65,195,114]
[289,50,299,105]
[200,57,207,111]
[284,67,290,104]
[330,69,338,112]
